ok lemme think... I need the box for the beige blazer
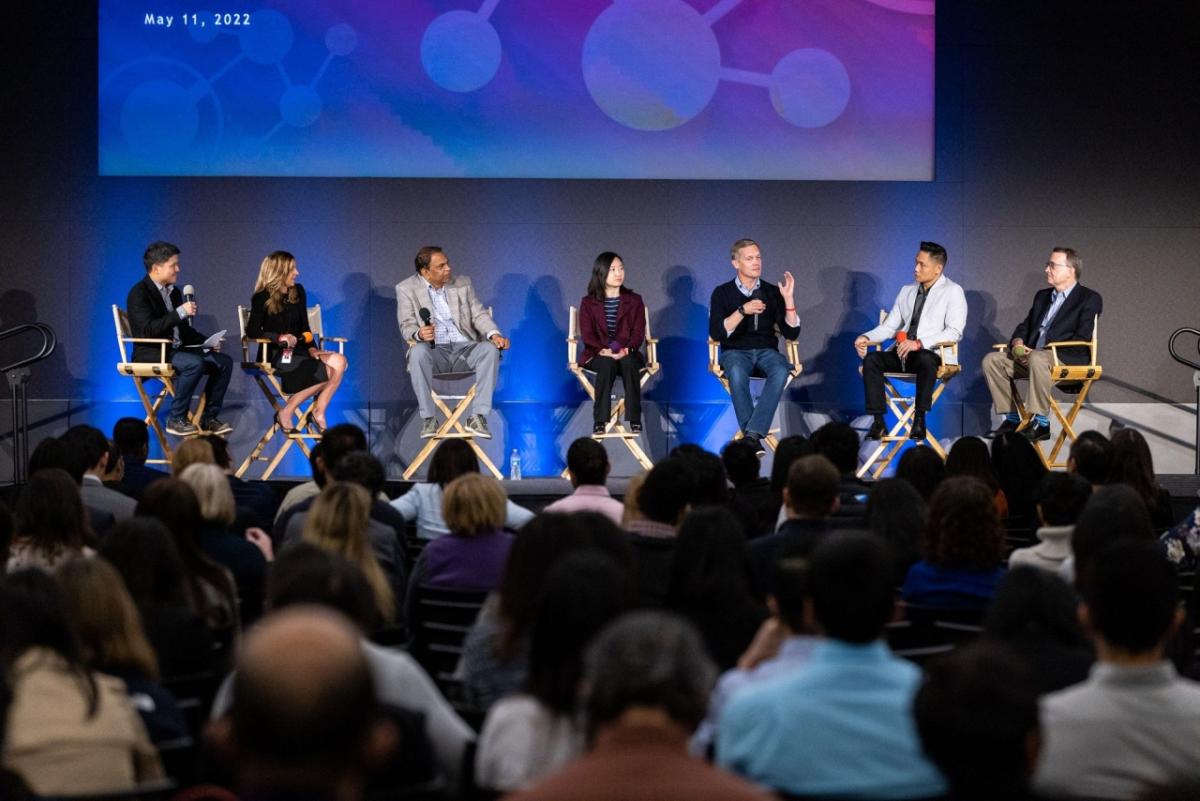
[395,273,499,350]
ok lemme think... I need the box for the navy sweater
[708,279,801,350]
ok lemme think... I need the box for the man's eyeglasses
[1045,261,1069,270]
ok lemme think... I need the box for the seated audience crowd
[2,422,1198,801]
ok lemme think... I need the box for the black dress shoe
[909,412,927,441]
[983,419,1019,438]
[629,422,642,434]
[866,417,887,440]
[1021,423,1051,442]
[593,423,607,435]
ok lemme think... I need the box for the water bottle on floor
[509,448,522,480]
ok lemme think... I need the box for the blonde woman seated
[247,250,348,434]
[170,436,216,477]
[300,481,398,628]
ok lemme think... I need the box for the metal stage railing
[2,322,57,484]
[1168,326,1200,475]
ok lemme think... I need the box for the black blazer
[126,275,207,362]
[1010,284,1103,366]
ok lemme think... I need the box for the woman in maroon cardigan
[578,252,646,434]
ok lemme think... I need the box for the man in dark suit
[982,247,1103,441]
[112,417,169,500]
[127,241,233,436]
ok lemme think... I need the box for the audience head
[220,607,387,796]
[267,544,380,634]
[55,557,160,680]
[808,534,896,643]
[622,470,648,526]
[137,477,203,550]
[990,431,1048,525]
[635,456,696,526]
[112,417,150,459]
[1082,541,1180,656]
[320,424,369,477]
[61,424,112,474]
[201,433,234,471]
[303,482,393,625]
[720,440,761,488]
[945,436,1000,492]
[1071,484,1154,591]
[28,436,85,484]
[180,462,237,526]
[896,445,945,501]
[669,444,728,505]
[1035,471,1092,527]
[914,642,1038,801]
[769,435,814,498]
[442,473,506,536]
[528,550,633,715]
[1068,430,1113,485]
[99,517,193,611]
[984,565,1089,648]
[1106,428,1163,515]
[666,506,751,609]
[811,421,860,476]
[101,439,124,483]
[783,454,839,518]
[865,478,925,581]
[307,441,327,487]
[171,437,216,477]
[923,476,1004,571]
[12,468,91,554]
[331,450,386,497]
[566,437,610,488]
[584,611,715,735]
[769,546,812,634]
[427,439,479,488]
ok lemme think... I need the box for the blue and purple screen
[99,0,935,179]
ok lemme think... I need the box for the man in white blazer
[396,246,510,439]
[854,242,967,441]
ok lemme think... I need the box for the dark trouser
[862,349,942,414]
[169,349,233,420]
[586,352,644,424]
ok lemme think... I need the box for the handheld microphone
[895,331,907,370]
[182,284,195,327]
[418,307,434,347]
[749,288,763,331]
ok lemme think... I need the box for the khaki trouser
[982,348,1055,416]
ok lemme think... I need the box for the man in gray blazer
[396,246,510,439]
[61,424,137,526]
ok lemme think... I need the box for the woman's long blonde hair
[56,557,160,680]
[302,482,395,624]
[254,250,299,315]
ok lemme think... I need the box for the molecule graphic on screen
[419,0,851,131]
[103,10,356,164]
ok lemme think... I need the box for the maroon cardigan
[578,290,646,366]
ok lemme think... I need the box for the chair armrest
[1047,340,1097,368]
[322,336,349,343]
[707,339,722,377]
[123,337,173,344]
[993,343,1009,351]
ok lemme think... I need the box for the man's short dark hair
[1052,246,1082,280]
[720,440,760,487]
[321,424,368,476]
[1085,541,1178,653]
[810,422,860,475]
[414,246,443,274]
[896,445,946,501]
[786,455,839,517]
[809,534,895,643]
[919,241,948,266]
[1072,484,1154,591]
[28,437,85,484]
[331,450,385,497]
[112,418,150,455]
[143,241,180,272]
[729,238,758,260]
[1036,471,1092,527]
[1069,430,1112,484]
[584,611,715,733]
[201,434,232,470]
[668,445,727,505]
[566,438,609,487]
[636,457,697,525]
[915,642,1038,799]
[770,547,811,633]
[61,425,110,472]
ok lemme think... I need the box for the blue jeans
[718,347,791,438]
[169,349,233,421]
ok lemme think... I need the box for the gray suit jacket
[80,476,137,521]
[395,274,499,351]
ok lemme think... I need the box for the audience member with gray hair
[505,611,771,801]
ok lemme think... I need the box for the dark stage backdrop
[1,2,1197,477]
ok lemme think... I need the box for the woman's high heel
[275,410,298,435]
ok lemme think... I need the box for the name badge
[280,348,293,364]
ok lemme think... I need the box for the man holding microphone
[126,240,233,436]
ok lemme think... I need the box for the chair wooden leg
[405,385,488,479]
[133,377,174,464]
[1045,380,1094,468]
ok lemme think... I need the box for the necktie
[907,286,928,338]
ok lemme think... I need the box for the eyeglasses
[1045,261,1069,270]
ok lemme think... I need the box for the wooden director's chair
[565,305,660,473]
[113,305,206,464]
[992,315,1102,469]
[403,312,503,480]
[857,311,961,479]
[707,338,803,453]
[235,304,347,479]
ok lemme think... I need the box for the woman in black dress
[247,251,348,433]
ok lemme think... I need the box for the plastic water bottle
[509,448,522,481]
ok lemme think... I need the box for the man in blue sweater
[708,239,801,454]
